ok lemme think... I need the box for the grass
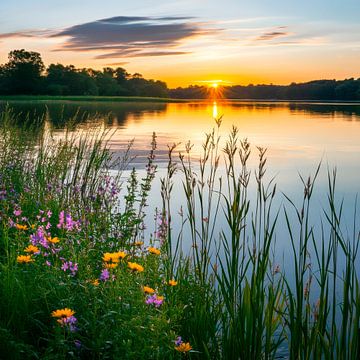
[0,108,359,359]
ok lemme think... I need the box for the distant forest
[170,80,360,101]
[0,49,168,97]
[0,49,359,100]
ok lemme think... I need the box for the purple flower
[59,315,78,332]
[61,261,78,276]
[100,268,110,282]
[74,339,82,350]
[175,337,183,346]
[145,294,164,308]
[13,209,22,217]
[57,211,81,231]
[30,226,49,248]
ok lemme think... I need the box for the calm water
[1,100,360,261]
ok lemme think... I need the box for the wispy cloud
[255,26,291,41]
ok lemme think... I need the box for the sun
[211,83,218,89]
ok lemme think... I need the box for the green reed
[0,107,359,359]
[161,118,359,359]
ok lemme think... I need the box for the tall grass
[0,108,359,359]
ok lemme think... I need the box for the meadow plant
[0,108,359,359]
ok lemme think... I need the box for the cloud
[50,16,217,59]
[255,26,291,41]
[0,16,219,59]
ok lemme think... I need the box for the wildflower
[57,315,78,332]
[57,211,80,231]
[30,227,49,248]
[74,339,82,350]
[51,306,79,332]
[104,262,118,269]
[92,279,99,286]
[61,261,78,276]
[102,251,126,267]
[24,245,40,254]
[115,251,126,259]
[148,247,160,255]
[145,294,164,308]
[168,279,178,286]
[13,209,22,217]
[30,224,36,229]
[128,262,144,272]
[100,268,110,282]
[175,342,192,353]
[15,224,28,231]
[51,308,75,318]
[143,286,155,294]
[48,236,60,244]
[17,255,34,264]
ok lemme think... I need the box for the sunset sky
[1,0,359,87]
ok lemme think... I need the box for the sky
[0,0,359,87]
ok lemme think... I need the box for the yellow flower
[102,252,118,263]
[175,342,192,353]
[104,262,118,269]
[115,251,126,259]
[148,247,160,255]
[24,245,40,254]
[48,236,60,244]
[15,224,28,231]
[30,224,36,229]
[92,279,99,286]
[102,251,126,264]
[17,255,34,263]
[168,279,178,286]
[143,286,155,294]
[51,308,75,318]
[128,262,144,272]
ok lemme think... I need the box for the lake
[1,99,360,261]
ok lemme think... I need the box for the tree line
[0,49,169,97]
[170,79,360,100]
[0,49,359,100]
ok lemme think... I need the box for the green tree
[2,49,45,94]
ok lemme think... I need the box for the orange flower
[148,247,160,255]
[51,308,75,318]
[175,342,192,352]
[133,241,144,247]
[143,286,155,294]
[48,236,60,244]
[15,224,28,231]
[17,255,34,263]
[168,279,178,286]
[92,279,99,286]
[104,262,118,269]
[128,262,144,272]
[24,245,40,254]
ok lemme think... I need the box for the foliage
[0,108,359,359]
[0,50,169,98]
[170,79,360,100]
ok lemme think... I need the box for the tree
[2,49,45,94]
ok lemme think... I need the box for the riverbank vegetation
[0,108,359,359]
